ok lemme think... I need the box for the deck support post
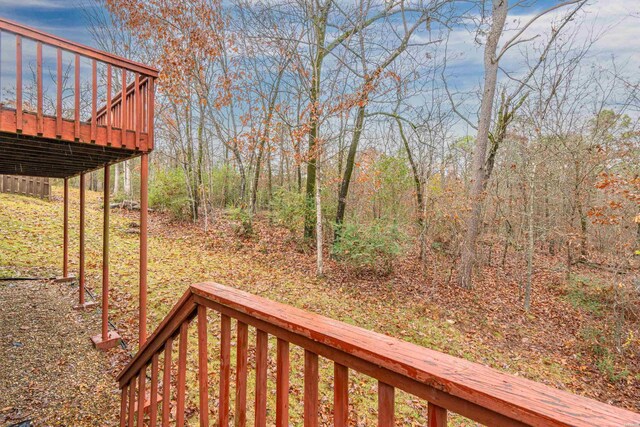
[54,178,75,283]
[92,164,121,350]
[139,153,149,345]
[63,177,69,277]
[74,172,96,310]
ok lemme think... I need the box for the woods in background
[80,0,638,313]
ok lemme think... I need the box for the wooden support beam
[91,165,120,350]
[74,173,96,310]
[139,153,149,344]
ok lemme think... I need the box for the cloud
[0,0,72,8]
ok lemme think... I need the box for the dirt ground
[0,280,124,426]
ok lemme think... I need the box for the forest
[82,2,639,306]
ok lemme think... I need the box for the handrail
[117,282,640,426]
[0,18,158,77]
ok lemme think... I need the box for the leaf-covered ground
[0,280,121,426]
[0,186,637,426]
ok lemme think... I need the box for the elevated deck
[0,18,156,178]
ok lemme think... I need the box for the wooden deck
[0,17,156,179]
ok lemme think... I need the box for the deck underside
[0,107,149,178]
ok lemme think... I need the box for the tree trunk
[316,150,324,277]
[458,0,508,289]
[335,103,366,238]
[113,163,120,195]
[525,163,536,311]
[124,160,131,197]
[304,4,329,240]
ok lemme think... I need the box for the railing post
[107,64,112,145]
[334,363,349,427]
[91,59,97,142]
[56,48,62,137]
[128,377,136,427]
[235,321,248,427]
[428,402,447,427]
[121,68,127,146]
[148,77,154,150]
[137,368,146,427]
[36,42,43,135]
[134,73,141,148]
[378,382,394,427]
[162,337,173,427]
[119,385,128,427]
[255,329,268,427]
[15,35,22,132]
[276,339,289,427]
[150,353,159,427]
[176,322,188,427]
[197,305,209,427]
[219,314,231,427]
[74,54,80,140]
[304,350,318,427]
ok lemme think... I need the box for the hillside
[0,186,638,424]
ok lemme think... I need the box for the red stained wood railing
[116,282,640,426]
[0,17,157,152]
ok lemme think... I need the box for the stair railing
[117,282,640,426]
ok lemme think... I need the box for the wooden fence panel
[0,175,50,199]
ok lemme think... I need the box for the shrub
[332,220,406,275]
[149,167,191,220]
[270,189,309,235]
[228,207,254,237]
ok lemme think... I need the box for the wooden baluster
[197,305,209,427]
[137,367,146,427]
[235,321,248,427]
[334,363,349,427]
[378,382,394,427]
[147,77,154,149]
[128,377,136,427]
[219,314,231,427]
[304,350,318,427]
[162,337,173,427]
[74,54,80,139]
[150,353,159,427]
[121,68,127,147]
[276,339,289,427]
[106,64,112,145]
[427,402,447,427]
[36,42,42,135]
[56,48,62,137]
[15,35,22,132]
[91,59,97,141]
[255,330,268,427]
[134,73,140,149]
[176,322,188,427]
[120,385,128,427]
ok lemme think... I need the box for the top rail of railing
[0,18,158,77]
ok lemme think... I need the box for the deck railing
[0,18,157,151]
[117,282,640,427]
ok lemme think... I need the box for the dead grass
[0,184,637,425]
